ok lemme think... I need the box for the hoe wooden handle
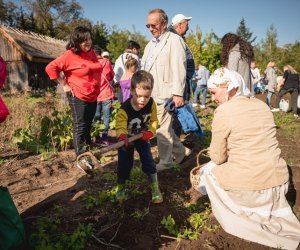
[76,133,144,170]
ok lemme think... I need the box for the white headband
[207,67,252,97]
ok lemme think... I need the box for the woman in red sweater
[46,26,103,164]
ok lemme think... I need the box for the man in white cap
[170,14,192,37]
[168,14,195,136]
[168,14,194,102]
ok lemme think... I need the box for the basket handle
[196,148,210,167]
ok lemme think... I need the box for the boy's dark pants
[117,140,156,184]
[68,95,97,156]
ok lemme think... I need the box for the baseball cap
[171,14,192,26]
[101,51,110,58]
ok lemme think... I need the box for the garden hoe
[76,133,143,175]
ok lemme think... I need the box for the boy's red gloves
[118,134,128,147]
[141,131,154,141]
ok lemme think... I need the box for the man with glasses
[141,8,191,172]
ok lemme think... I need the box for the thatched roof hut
[0,25,67,91]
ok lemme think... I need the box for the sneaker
[192,103,198,107]
[151,182,163,203]
[294,114,299,118]
[200,105,205,109]
[271,108,280,112]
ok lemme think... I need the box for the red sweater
[97,58,115,102]
[46,49,102,102]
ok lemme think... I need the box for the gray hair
[148,8,168,24]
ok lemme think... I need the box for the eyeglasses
[146,23,160,29]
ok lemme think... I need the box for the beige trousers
[156,104,186,167]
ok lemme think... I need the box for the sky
[76,0,300,46]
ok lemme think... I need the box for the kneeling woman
[198,67,300,249]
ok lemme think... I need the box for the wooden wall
[1,33,53,91]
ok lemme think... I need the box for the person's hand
[141,131,154,141]
[118,134,128,147]
[173,95,184,107]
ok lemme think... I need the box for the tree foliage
[92,21,109,52]
[236,18,256,44]
[186,26,221,73]
[254,25,283,73]
[20,0,84,38]
[107,26,148,63]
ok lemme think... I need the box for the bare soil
[1,94,300,250]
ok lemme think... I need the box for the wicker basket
[190,148,210,190]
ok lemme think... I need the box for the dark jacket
[282,70,300,90]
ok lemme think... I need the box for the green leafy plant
[161,203,219,240]
[102,172,117,182]
[84,187,118,209]
[12,109,73,153]
[173,163,182,172]
[161,215,179,236]
[12,115,44,153]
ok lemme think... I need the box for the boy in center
[115,70,163,203]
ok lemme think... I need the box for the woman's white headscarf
[207,67,252,97]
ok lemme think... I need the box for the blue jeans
[117,140,156,184]
[265,90,274,107]
[67,94,97,155]
[193,85,207,105]
[94,99,112,133]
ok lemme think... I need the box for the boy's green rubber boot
[116,184,126,202]
[151,182,163,204]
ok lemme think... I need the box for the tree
[0,0,18,26]
[185,26,203,66]
[107,26,130,63]
[186,26,221,73]
[92,21,109,52]
[253,25,281,73]
[128,25,148,53]
[236,18,256,44]
[261,25,280,68]
[107,26,148,63]
[0,0,5,23]
[21,0,84,37]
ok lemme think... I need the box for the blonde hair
[284,64,297,74]
[124,56,138,71]
[266,61,275,68]
[131,70,154,91]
